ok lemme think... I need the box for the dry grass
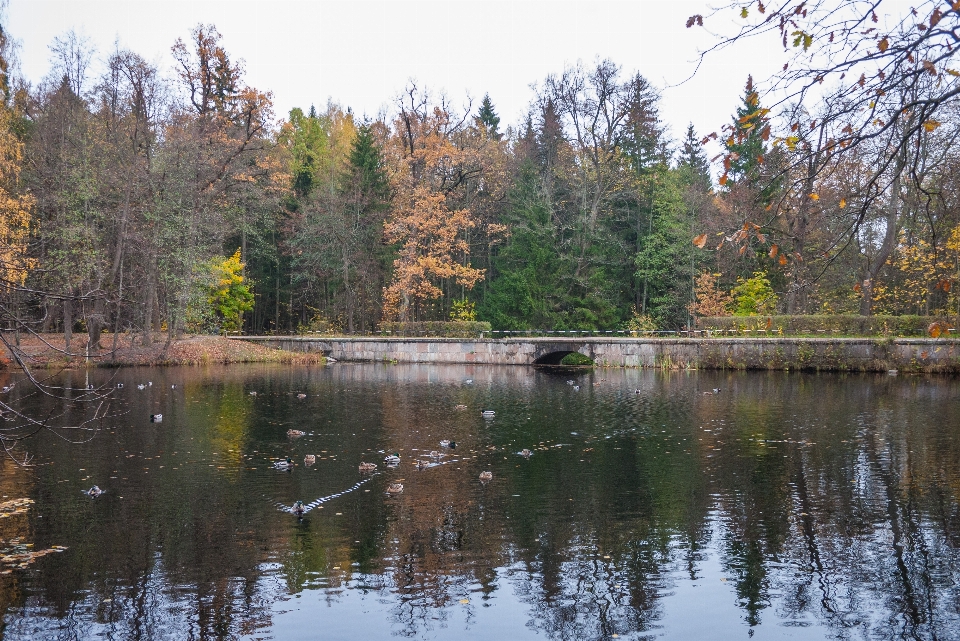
[1,332,324,368]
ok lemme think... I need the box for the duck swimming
[383,453,401,466]
[479,471,493,482]
[440,439,456,449]
[359,462,378,473]
[386,483,404,494]
[292,500,305,517]
[150,414,162,423]
[296,393,307,399]
[304,454,316,465]
[85,485,104,498]
[273,457,294,470]
[520,449,533,458]
[287,429,305,437]
[480,410,496,418]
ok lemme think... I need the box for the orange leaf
[769,244,778,258]
[839,198,847,209]
[765,317,773,330]
[739,245,747,256]
[756,232,767,243]
[693,234,708,248]
[808,193,820,200]
[853,283,861,292]
[719,174,729,186]
[878,37,889,52]
[923,119,941,132]
[779,254,788,266]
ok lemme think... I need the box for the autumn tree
[688,1,960,316]
[381,86,490,322]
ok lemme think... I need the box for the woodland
[2,1,960,346]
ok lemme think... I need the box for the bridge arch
[531,343,594,366]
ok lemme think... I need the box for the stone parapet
[231,336,960,373]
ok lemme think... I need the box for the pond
[0,363,958,640]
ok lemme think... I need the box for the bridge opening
[532,351,594,366]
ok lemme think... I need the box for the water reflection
[1,364,959,640]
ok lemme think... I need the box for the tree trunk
[142,272,155,346]
[859,161,904,316]
[86,294,106,353]
[63,290,73,356]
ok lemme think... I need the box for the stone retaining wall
[233,336,960,373]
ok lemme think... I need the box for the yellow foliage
[0,106,34,286]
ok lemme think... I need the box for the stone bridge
[232,335,960,372]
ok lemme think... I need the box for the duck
[0,383,13,393]
[287,429,305,437]
[383,453,401,466]
[249,391,257,396]
[150,414,162,423]
[479,471,493,482]
[304,454,316,465]
[702,388,721,396]
[115,383,123,390]
[416,459,428,470]
[86,485,104,498]
[440,439,456,449]
[292,500,305,517]
[296,393,307,399]
[358,462,378,473]
[137,384,146,390]
[573,385,580,391]
[429,450,442,459]
[567,380,575,385]
[454,404,468,410]
[273,457,294,470]
[480,409,496,418]
[520,449,532,458]
[386,482,404,494]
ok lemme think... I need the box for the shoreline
[1,333,324,369]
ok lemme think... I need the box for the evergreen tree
[677,123,712,191]
[724,76,769,186]
[476,93,501,140]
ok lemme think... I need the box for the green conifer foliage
[677,123,712,191]
[476,94,501,140]
[725,76,769,185]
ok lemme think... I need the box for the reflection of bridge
[232,335,960,371]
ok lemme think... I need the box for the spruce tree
[476,94,501,140]
[677,123,712,191]
[724,76,769,186]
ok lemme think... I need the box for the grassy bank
[1,333,324,368]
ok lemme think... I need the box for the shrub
[731,271,777,315]
[378,321,491,337]
[695,314,956,336]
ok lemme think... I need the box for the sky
[7,0,789,151]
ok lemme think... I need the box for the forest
[2,2,960,344]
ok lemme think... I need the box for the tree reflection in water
[0,364,958,640]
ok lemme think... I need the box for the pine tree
[476,94,501,140]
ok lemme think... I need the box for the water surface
[1,364,958,640]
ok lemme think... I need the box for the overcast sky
[9,0,787,150]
